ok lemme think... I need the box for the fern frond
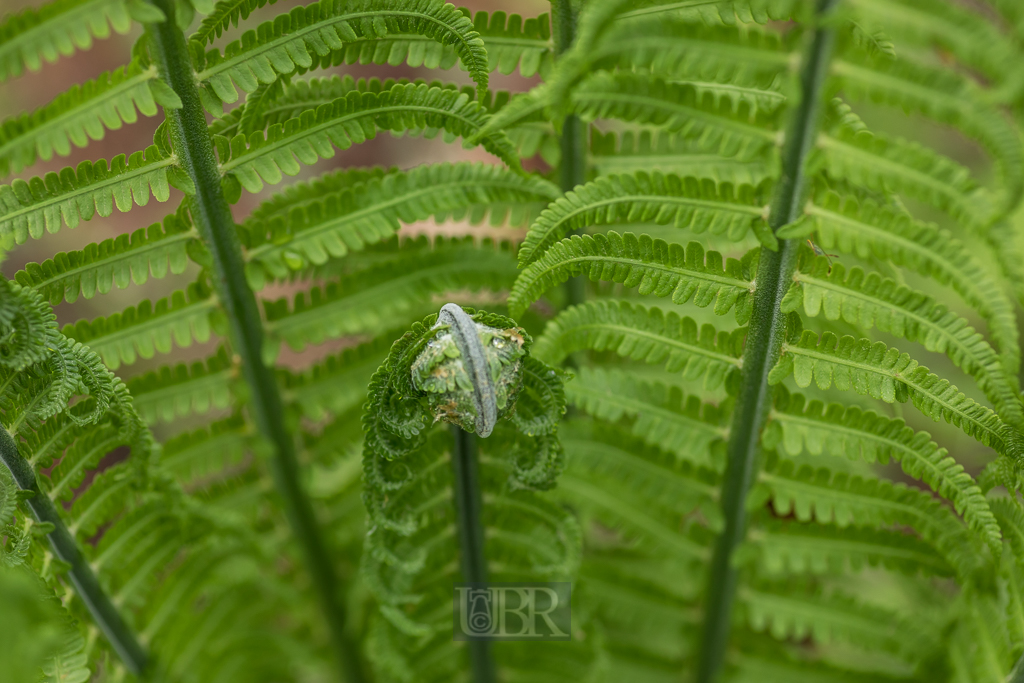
[0,61,170,178]
[832,54,1024,212]
[160,415,256,489]
[615,0,805,24]
[216,83,519,196]
[566,366,729,468]
[784,251,1023,426]
[281,335,391,421]
[533,299,744,391]
[559,421,714,561]
[62,281,217,370]
[192,0,279,44]
[571,72,780,159]
[241,162,557,287]
[589,130,774,184]
[0,145,180,240]
[0,0,132,81]
[517,171,770,267]
[262,238,518,355]
[756,455,983,578]
[509,231,755,322]
[772,330,1024,466]
[791,187,1020,379]
[473,10,552,77]
[14,211,197,305]
[764,389,1000,549]
[191,0,489,109]
[742,582,940,662]
[816,101,991,229]
[127,347,235,424]
[743,517,954,577]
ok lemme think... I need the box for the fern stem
[694,2,841,682]
[450,424,496,683]
[0,424,148,675]
[143,6,364,682]
[552,0,587,308]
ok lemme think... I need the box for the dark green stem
[694,2,840,682]
[0,425,148,675]
[450,425,495,683]
[551,0,587,308]
[1011,652,1024,683]
[144,5,363,682]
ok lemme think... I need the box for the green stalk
[551,0,587,308]
[143,5,363,682]
[1011,653,1024,683]
[0,425,148,675]
[694,2,841,682]
[450,424,496,683]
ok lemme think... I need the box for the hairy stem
[450,425,496,683]
[694,2,841,681]
[143,5,363,682]
[0,425,148,675]
[551,0,587,308]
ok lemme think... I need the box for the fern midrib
[196,10,479,83]
[619,1,722,20]
[133,369,233,416]
[219,103,487,175]
[782,342,1007,448]
[24,229,198,297]
[68,477,128,535]
[245,178,543,260]
[553,321,742,368]
[91,508,162,572]
[533,249,751,291]
[816,133,981,221]
[573,88,778,142]
[27,422,77,468]
[0,156,175,226]
[0,65,157,167]
[559,473,709,560]
[0,0,122,67]
[594,34,791,69]
[113,541,178,608]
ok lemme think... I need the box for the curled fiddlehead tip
[412,303,527,438]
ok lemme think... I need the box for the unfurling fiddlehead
[361,303,580,683]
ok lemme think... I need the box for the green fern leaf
[791,187,1020,380]
[14,211,197,305]
[785,250,1023,426]
[772,330,1024,467]
[191,0,279,44]
[765,389,1001,550]
[280,335,391,421]
[262,238,519,356]
[566,366,729,469]
[160,415,256,489]
[0,0,132,81]
[127,347,235,424]
[62,281,217,370]
[241,162,557,287]
[559,421,715,561]
[473,10,552,77]
[756,454,983,578]
[833,51,1023,212]
[743,517,954,577]
[216,83,520,196]
[533,299,744,391]
[0,60,168,178]
[816,101,991,230]
[517,171,770,267]
[742,582,940,662]
[509,231,755,322]
[589,129,774,184]
[0,145,178,240]
[191,0,489,109]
